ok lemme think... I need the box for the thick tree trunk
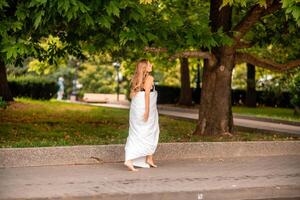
[246,63,256,107]
[0,59,13,102]
[193,0,234,135]
[193,47,234,135]
[178,58,193,106]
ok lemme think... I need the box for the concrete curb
[1,141,299,168]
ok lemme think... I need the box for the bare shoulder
[144,75,154,89]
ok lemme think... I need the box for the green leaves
[99,15,113,29]
[15,4,27,20]
[290,70,300,108]
[1,37,29,62]
[120,28,137,45]
[5,46,18,60]
[220,0,248,9]
[57,0,90,21]
[282,0,300,26]
[146,32,158,42]
[29,0,47,8]
[0,0,8,10]
[105,1,120,17]
[34,10,45,29]
[11,22,23,32]
[57,0,71,12]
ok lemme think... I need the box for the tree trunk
[246,63,256,107]
[178,57,193,106]
[193,0,233,135]
[0,59,13,102]
[193,47,234,135]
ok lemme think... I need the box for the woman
[124,59,160,172]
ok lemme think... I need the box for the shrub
[8,75,57,100]
[290,74,300,115]
[0,97,8,109]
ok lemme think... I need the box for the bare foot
[124,161,139,171]
[146,158,158,168]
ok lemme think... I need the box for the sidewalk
[1,155,299,199]
[65,101,300,135]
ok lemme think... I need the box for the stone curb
[1,141,299,168]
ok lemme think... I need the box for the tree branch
[233,0,281,42]
[236,41,256,49]
[168,50,216,64]
[235,52,300,72]
[144,47,168,53]
[144,47,217,66]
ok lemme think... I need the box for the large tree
[193,0,300,135]
[2,0,300,136]
[145,0,300,135]
[0,0,93,101]
[0,0,159,101]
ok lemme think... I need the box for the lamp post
[113,61,121,101]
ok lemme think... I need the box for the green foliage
[78,63,127,95]
[290,70,300,108]
[282,0,300,26]
[241,8,300,65]
[7,75,57,99]
[220,0,275,8]
[1,0,299,108]
[0,96,8,109]
[0,0,89,66]
[76,52,133,98]
[232,63,247,89]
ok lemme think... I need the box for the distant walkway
[1,155,299,199]
[64,101,300,135]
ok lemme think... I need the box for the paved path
[1,155,299,199]
[157,109,300,135]
[66,101,300,135]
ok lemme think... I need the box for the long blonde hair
[129,59,150,99]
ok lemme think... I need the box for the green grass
[169,103,300,122]
[0,98,299,148]
[232,106,300,122]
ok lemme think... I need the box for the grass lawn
[0,98,299,148]
[167,103,300,122]
[232,106,300,122]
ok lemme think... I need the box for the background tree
[0,0,92,101]
[191,0,300,135]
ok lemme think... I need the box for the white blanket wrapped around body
[124,88,160,168]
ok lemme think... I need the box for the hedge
[8,76,57,100]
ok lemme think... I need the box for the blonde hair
[129,59,150,99]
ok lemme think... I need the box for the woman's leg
[124,160,139,171]
[146,155,157,167]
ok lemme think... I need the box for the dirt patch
[6,101,41,111]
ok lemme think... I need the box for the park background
[0,0,300,146]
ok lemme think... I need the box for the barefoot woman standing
[124,59,160,171]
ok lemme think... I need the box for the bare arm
[143,75,154,121]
